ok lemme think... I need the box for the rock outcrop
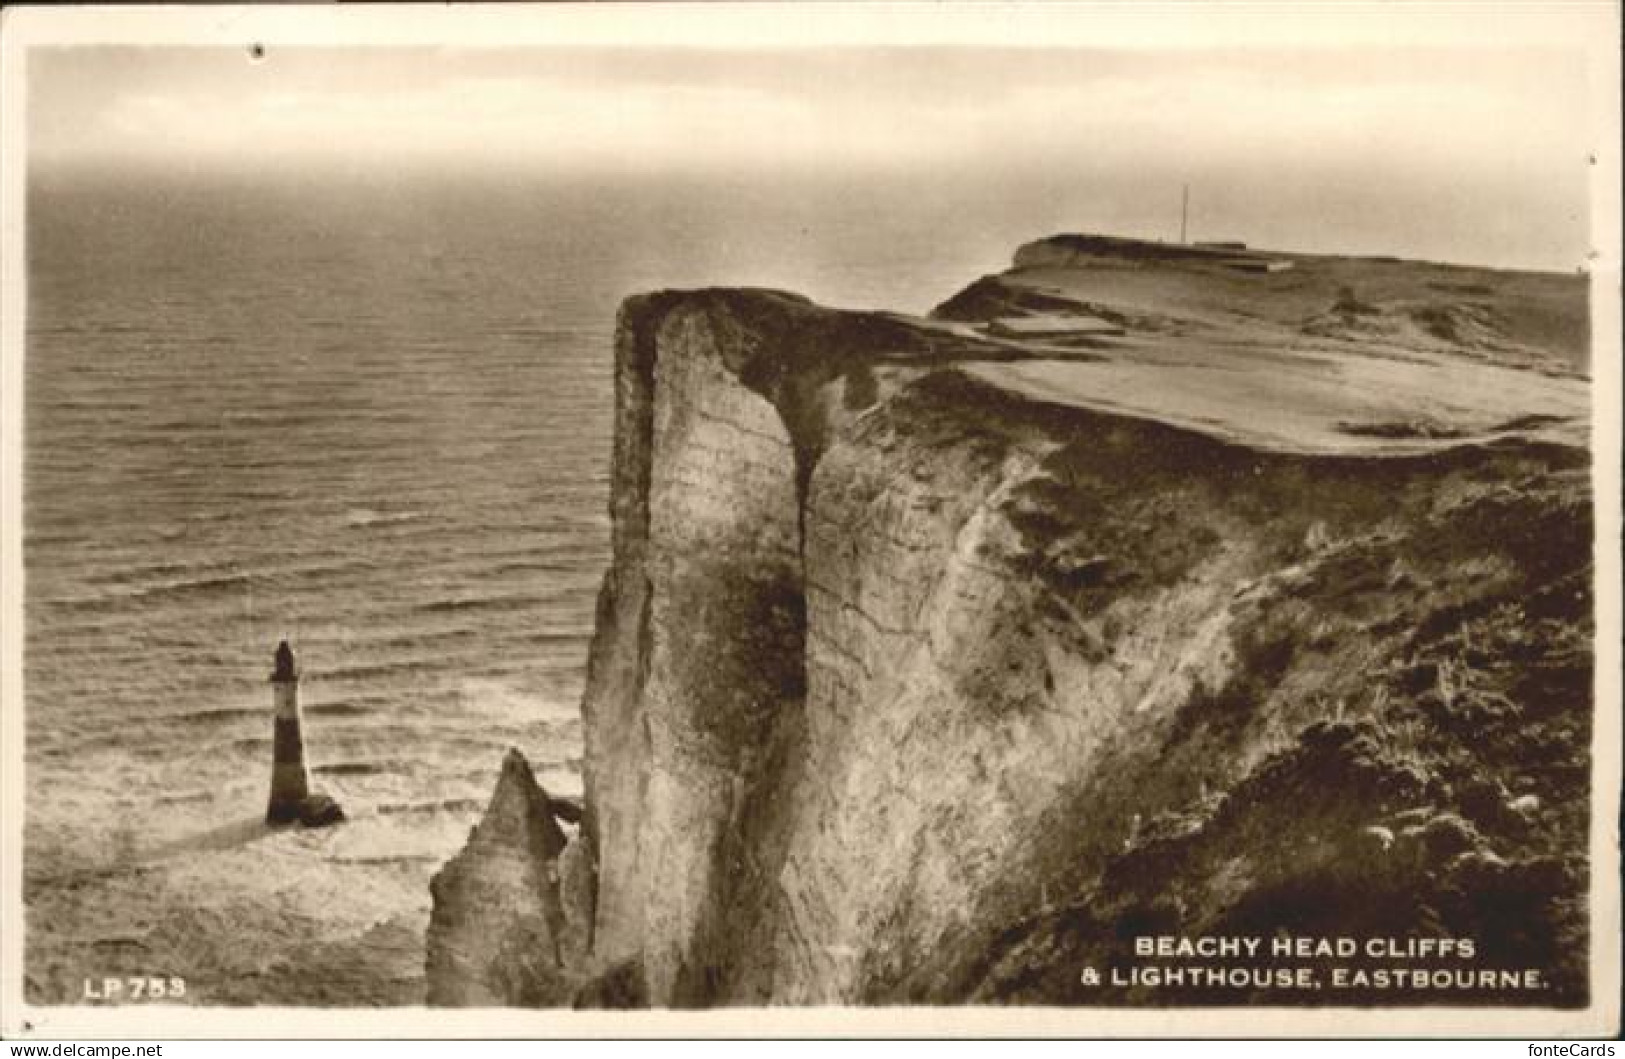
[296,791,345,828]
[426,749,589,1005]
[428,235,1594,1007]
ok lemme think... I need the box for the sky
[23,44,1603,270]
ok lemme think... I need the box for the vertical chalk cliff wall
[428,241,1594,1007]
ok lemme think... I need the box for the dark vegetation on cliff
[427,234,1595,1008]
[949,384,1593,1004]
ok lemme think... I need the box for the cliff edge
[428,235,1593,1007]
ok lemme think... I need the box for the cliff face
[428,236,1593,1007]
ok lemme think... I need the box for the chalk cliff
[425,749,591,1005]
[428,236,1594,1007]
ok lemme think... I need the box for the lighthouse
[264,640,345,827]
[266,639,310,824]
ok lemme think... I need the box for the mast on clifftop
[1181,183,1190,244]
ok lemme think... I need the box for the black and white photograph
[1,2,1619,1039]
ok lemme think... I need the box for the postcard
[2,1,1619,1039]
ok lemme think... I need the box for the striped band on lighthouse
[266,640,310,824]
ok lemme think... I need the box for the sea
[21,165,1098,1005]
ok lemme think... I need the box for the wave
[155,789,218,805]
[305,701,379,718]
[416,594,547,615]
[116,573,250,603]
[341,509,431,529]
[375,797,486,816]
[319,659,452,684]
[311,760,408,778]
[165,705,265,726]
[326,853,444,866]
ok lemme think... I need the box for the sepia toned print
[1,3,1618,1039]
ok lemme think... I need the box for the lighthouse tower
[266,639,311,824]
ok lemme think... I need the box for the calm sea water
[23,166,1065,1004]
